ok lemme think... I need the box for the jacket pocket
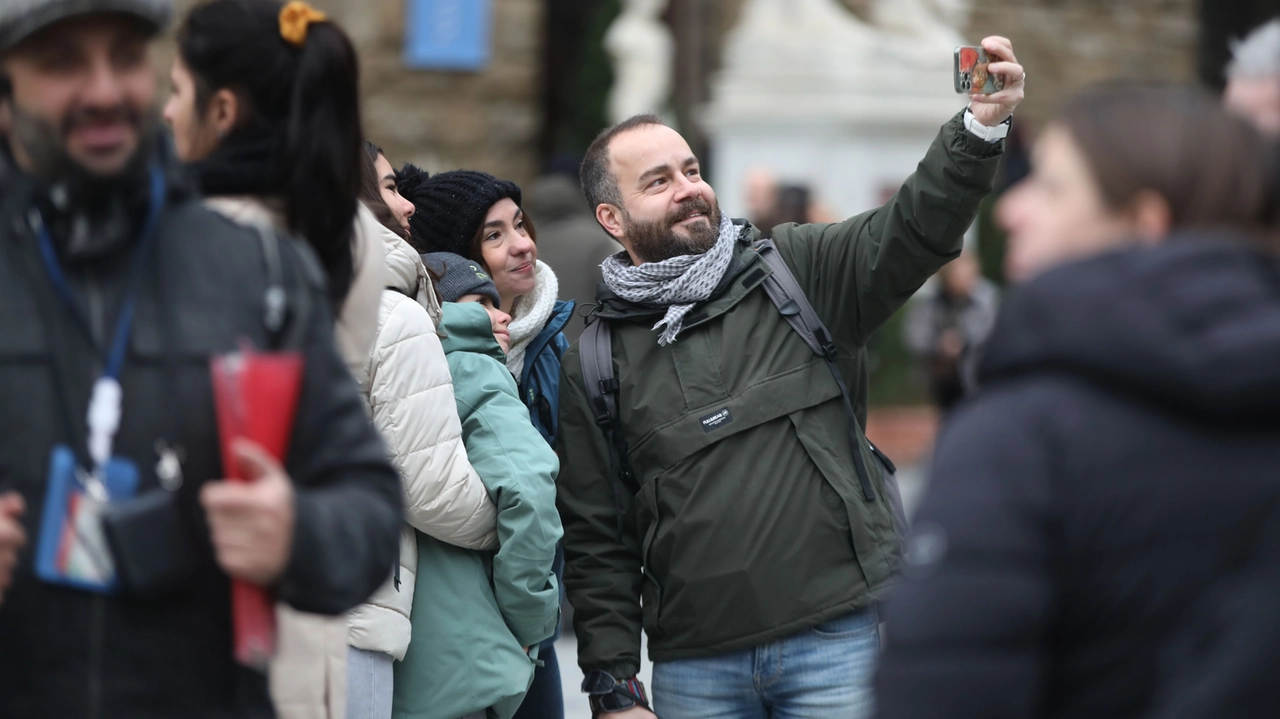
[636,479,665,642]
[811,607,879,639]
[786,411,898,590]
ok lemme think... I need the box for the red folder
[210,344,304,669]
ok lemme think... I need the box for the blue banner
[403,0,491,71]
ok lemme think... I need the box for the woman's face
[997,125,1141,283]
[374,153,415,236]
[477,197,537,305]
[163,57,222,162]
[457,293,512,353]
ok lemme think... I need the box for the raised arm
[774,37,1023,347]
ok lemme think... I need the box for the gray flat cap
[0,0,173,53]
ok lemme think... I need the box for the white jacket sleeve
[366,291,499,550]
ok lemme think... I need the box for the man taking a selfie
[0,2,402,717]
[558,36,1023,719]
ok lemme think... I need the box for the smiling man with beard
[0,2,403,717]
[556,37,1025,719]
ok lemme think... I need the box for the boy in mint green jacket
[393,254,563,719]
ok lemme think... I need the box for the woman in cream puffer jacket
[344,217,500,694]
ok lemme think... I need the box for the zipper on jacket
[88,595,105,719]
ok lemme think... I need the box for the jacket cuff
[949,109,1006,159]
[587,661,642,681]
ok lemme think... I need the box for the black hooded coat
[874,236,1280,719]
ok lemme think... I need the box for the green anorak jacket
[557,110,1004,678]
[393,302,562,719]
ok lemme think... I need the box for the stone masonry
[157,0,1196,189]
[162,0,545,188]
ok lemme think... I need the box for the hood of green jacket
[440,302,505,362]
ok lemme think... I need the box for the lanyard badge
[33,165,166,594]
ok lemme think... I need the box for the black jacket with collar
[0,138,402,718]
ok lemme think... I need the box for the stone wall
[162,0,545,187]
[964,0,1198,128]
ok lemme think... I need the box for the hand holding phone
[957,36,1026,128]
[0,492,27,606]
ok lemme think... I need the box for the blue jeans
[346,647,394,719]
[651,608,879,719]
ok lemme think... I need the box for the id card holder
[35,445,139,593]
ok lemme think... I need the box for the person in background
[399,167,572,719]
[1224,18,1280,136]
[905,250,999,411]
[874,83,1280,719]
[742,167,780,238]
[525,173,621,344]
[166,2,388,715]
[0,1,402,716]
[393,252,562,719]
[166,3,499,717]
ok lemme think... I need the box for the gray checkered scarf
[601,213,736,346]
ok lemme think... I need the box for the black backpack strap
[580,317,639,540]
[254,225,311,352]
[754,240,909,535]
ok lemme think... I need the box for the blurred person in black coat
[874,83,1280,719]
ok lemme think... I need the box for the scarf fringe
[602,214,737,346]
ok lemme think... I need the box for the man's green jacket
[556,110,1004,678]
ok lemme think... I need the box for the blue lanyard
[32,165,166,381]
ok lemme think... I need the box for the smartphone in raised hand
[954,46,1005,95]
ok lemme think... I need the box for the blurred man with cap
[0,2,403,717]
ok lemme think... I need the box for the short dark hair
[580,113,666,215]
[1058,83,1276,236]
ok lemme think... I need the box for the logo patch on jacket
[700,408,733,433]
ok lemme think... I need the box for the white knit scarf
[601,213,736,345]
[505,260,560,377]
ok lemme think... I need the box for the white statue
[725,0,879,76]
[872,0,970,65]
[604,0,674,125]
[724,0,972,80]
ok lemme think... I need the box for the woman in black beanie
[399,165,573,719]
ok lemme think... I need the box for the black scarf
[0,131,181,261]
[187,127,280,197]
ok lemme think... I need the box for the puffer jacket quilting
[347,228,499,660]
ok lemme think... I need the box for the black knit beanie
[397,166,522,257]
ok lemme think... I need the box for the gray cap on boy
[423,252,501,308]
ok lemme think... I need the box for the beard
[9,98,152,183]
[625,196,723,264]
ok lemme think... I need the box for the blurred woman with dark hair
[165,4,500,718]
[874,84,1280,719]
